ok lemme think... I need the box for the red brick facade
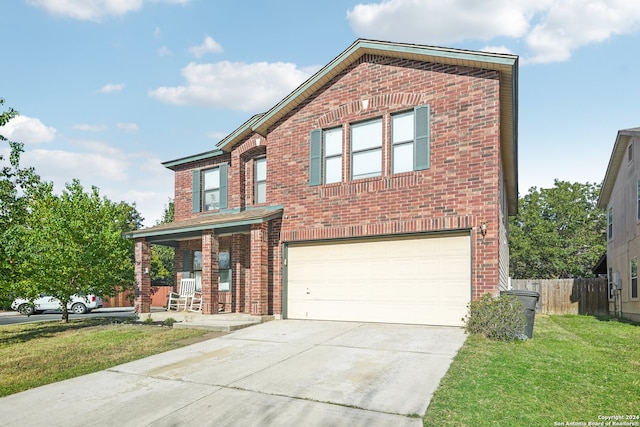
[131,41,517,318]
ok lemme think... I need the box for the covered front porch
[125,207,283,316]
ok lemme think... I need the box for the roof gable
[598,127,640,208]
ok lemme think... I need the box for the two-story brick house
[127,39,519,327]
[598,127,640,322]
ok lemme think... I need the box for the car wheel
[18,304,35,315]
[71,303,88,314]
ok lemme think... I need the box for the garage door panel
[286,234,471,326]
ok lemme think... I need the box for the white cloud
[99,83,125,93]
[73,124,107,132]
[27,0,191,22]
[347,0,539,45]
[188,36,224,58]
[153,26,161,39]
[158,46,171,56]
[117,122,139,133]
[23,149,130,186]
[19,145,173,226]
[480,45,516,55]
[347,0,640,63]
[149,61,313,112]
[525,0,640,63]
[0,115,57,144]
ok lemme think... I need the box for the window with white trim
[203,167,221,211]
[637,179,640,221]
[392,111,414,173]
[607,207,613,240]
[608,267,614,300]
[632,258,638,299]
[324,127,342,184]
[351,118,382,180]
[255,157,267,204]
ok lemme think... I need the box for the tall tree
[8,180,138,322]
[509,180,606,279]
[0,99,42,306]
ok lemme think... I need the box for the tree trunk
[61,305,69,323]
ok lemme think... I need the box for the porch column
[231,234,247,313]
[201,230,219,315]
[250,222,269,315]
[134,238,151,314]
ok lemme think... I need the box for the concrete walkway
[0,319,466,427]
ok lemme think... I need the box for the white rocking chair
[167,279,201,312]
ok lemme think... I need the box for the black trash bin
[501,290,540,339]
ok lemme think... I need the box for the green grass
[0,318,217,397]
[424,315,640,426]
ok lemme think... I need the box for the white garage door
[286,234,471,326]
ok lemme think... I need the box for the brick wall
[171,54,504,301]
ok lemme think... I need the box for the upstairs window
[324,127,342,184]
[392,105,430,173]
[203,168,221,211]
[607,207,613,241]
[629,143,634,163]
[255,157,267,204]
[192,163,228,213]
[351,118,382,180]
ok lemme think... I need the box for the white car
[11,294,103,315]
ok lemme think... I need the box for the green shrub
[464,293,527,341]
[163,317,176,327]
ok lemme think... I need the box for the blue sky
[1,0,639,226]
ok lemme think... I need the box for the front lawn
[0,318,217,397]
[424,315,640,426]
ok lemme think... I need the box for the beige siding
[607,135,640,322]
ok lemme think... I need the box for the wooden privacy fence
[510,278,608,315]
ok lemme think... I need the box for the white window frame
[391,110,415,174]
[202,167,220,211]
[254,157,267,204]
[323,127,342,184]
[608,267,614,300]
[351,118,382,180]
[607,207,613,241]
[631,258,638,300]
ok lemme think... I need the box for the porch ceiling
[124,206,283,244]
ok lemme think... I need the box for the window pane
[393,143,413,173]
[256,181,266,204]
[324,128,342,156]
[204,168,220,190]
[352,149,382,179]
[219,251,230,270]
[255,158,266,181]
[392,112,414,143]
[204,189,219,210]
[325,156,342,184]
[351,119,382,151]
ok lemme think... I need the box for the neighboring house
[126,39,519,327]
[598,127,640,322]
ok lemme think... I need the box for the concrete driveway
[0,320,466,427]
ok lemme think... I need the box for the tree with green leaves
[0,99,42,308]
[151,200,175,287]
[509,180,606,279]
[7,180,138,322]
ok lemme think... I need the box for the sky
[1,0,639,226]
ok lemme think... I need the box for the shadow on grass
[0,318,132,345]
[590,314,640,326]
